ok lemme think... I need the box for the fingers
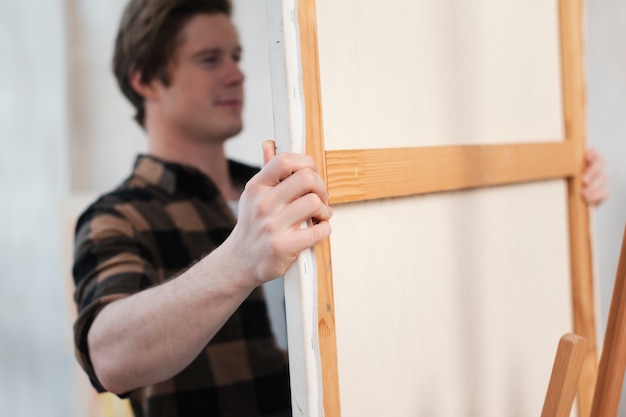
[276,166,329,204]
[253,152,319,186]
[250,165,331,233]
[231,149,333,283]
[287,221,332,253]
[583,185,610,206]
[584,147,599,164]
[583,148,605,184]
[246,153,329,222]
[259,140,330,216]
[583,172,610,205]
[582,147,609,206]
[278,192,333,230]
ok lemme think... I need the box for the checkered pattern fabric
[72,155,291,417]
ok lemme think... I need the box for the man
[72,1,609,416]
[72,1,332,416]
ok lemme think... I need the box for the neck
[145,121,242,201]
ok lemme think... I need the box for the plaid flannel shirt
[72,155,291,417]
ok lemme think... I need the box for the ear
[129,69,160,101]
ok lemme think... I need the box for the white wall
[0,1,73,416]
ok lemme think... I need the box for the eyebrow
[191,45,242,59]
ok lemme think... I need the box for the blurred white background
[0,0,624,416]
[0,1,283,415]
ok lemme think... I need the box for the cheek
[186,81,218,106]
[172,84,212,110]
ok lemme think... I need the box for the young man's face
[153,13,244,142]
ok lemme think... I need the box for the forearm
[86,151,333,395]
[87,244,254,394]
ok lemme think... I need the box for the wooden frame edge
[559,0,598,414]
[298,1,342,416]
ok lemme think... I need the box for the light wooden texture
[325,142,576,204]
[541,333,588,417]
[558,0,598,414]
[589,225,626,417]
[298,0,341,416]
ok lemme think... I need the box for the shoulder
[73,178,160,246]
[76,181,149,222]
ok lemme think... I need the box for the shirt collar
[131,154,259,197]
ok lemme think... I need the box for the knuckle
[269,235,289,259]
[275,152,292,167]
[306,193,323,211]
[299,168,318,189]
[259,216,277,235]
[252,197,272,218]
[243,179,261,195]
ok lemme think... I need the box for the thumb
[262,140,277,166]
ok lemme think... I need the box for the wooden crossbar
[325,142,577,205]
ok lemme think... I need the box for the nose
[225,59,245,86]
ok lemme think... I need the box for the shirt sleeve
[72,204,160,394]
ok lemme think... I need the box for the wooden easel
[542,333,587,417]
[589,225,626,416]
[542,225,626,417]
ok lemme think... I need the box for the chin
[224,122,244,138]
[199,115,243,141]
